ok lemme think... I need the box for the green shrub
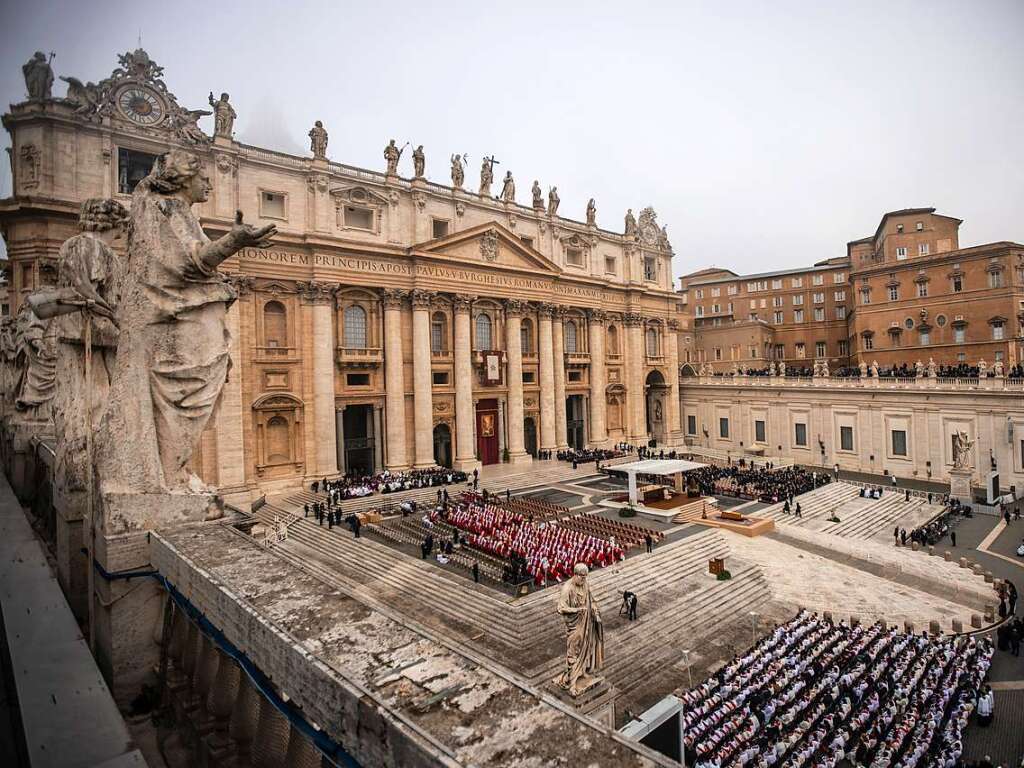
[716,570,732,581]
[619,506,638,518]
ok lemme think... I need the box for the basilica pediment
[410,223,562,275]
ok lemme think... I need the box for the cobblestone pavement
[963,689,1024,765]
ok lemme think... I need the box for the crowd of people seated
[713,362,1024,380]
[557,447,628,466]
[688,465,826,503]
[311,467,468,501]
[429,492,625,585]
[683,610,993,768]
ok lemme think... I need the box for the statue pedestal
[93,490,223,704]
[53,485,90,622]
[546,675,616,724]
[948,468,973,503]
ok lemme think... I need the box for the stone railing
[688,374,1023,392]
[335,346,384,367]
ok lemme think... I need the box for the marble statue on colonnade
[412,144,425,178]
[586,198,596,226]
[309,120,328,159]
[952,431,975,470]
[208,91,236,138]
[499,171,516,202]
[22,51,54,101]
[532,180,545,211]
[556,563,605,697]
[384,139,404,175]
[450,154,466,188]
[27,199,127,496]
[11,302,57,421]
[548,187,560,216]
[480,155,496,196]
[96,150,276,501]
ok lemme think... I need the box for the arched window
[520,318,533,354]
[266,415,291,464]
[475,313,492,351]
[646,327,659,357]
[564,321,578,353]
[343,305,367,348]
[263,301,287,351]
[431,312,447,353]
[606,325,619,355]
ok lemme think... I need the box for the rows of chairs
[558,514,663,551]
[504,495,569,522]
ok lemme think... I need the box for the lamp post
[749,611,758,647]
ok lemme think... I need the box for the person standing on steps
[950,530,957,548]
[472,561,480,583]
[645,532,653,554]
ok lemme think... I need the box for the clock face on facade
[117,86,164,125]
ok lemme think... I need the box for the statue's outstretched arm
[196,210,276,273]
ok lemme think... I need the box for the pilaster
[382,289,409,469]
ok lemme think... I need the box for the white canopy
[613,459,707,506]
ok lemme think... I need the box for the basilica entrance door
[433,423,452,468]
[566,395,586,450]
[342,405,375,477]
[524,417,538,457]
[475,398,499,465]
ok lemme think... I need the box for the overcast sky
[1,0,1022,277]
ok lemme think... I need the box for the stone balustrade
[690,373,1024,391]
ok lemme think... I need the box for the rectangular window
[994,350,1004,362]
[794,309,804,323]
[773,296,784,307]
[954,326,966,343]
[519,235,534,248]
[792,295,804,306]
[814,308,824,322]
[835,306,847,320]
[749,299,757,309]
[864,335,874,350]
[795,342,806,358]
[695,306,704,317]
[774,344,785,359]
[813,274,824,286]
[431,320,445,352]
[917,282,928,297]
[754,420,766,443]
[896,247,908,260]
[20,263,33,291]
[833,272,846,283]
[812,292,824,304]
[643,257,657,281]
[794,423,807,447]
[888,285,899,301]
[566,248,584,267]
[771,279,782,289]
[346,373,370,386]
[695,289,704,299]
[918,243,929,256]
[260,191,287,219]
[432,371,449,386]
[791,277,803,288]
[992,322,1004,340]
[916,221,924,231]
[891,430,907,456]
[773,311,783,324]
[897,223,904,233]
[714,347,722,361]
[719,417,730,438]
[989,271,1004,288]
[860,289,871,304]
[712,304,721,314]
[604,256,616,274]
[957,352,966,362]
[117,148,158,194]
[343,205,374,230]
[567,370,582,382]
[816,341,826,357]
[727,285,738,295]
[522,371,535,383]
[834,290,845,302]
[432,219,450,238]
[687,415,697,435]
[838,340,848,356]
[951,276,963,293]
[840,425,854,452]
[710,287,721,297]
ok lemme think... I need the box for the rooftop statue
[624,208,637,238]
[556,563,605,697]
[96,151,275,496]
[208,91,236,138]
[548,187,560,216]
[586,198,597,227]
[499,171,516,202]
[384,139,405,175]
[450,154,466,188]
[479,155,497,196]
[532,180,545,211]
[23,51,54,101]
[309,120,328,159]
[412,145,425,178]
[29,199,127,496]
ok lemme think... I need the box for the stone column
[666,319,682,445]
[411,290,436,468]
[588,309,608,447]
[284,725,323,768]
[216,275,252,497]
[453,295,480,471]
[301,282,338,477]
[382,289,409,469]
[552,307,568,449]
[504,299,529,463]
[228,669,260,762]
[252,695,291,768]
[537,304,557,452]
[625,312,647,442]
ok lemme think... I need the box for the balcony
[254,345,298,362]
[336,346,383,369]
[565,352,591,367]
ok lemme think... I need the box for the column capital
[410,289,436,310]
[296,280,335,305]
[552,304,570,319]
[536,302,555,319]
[667,318,680,331]
[623,312,644,327]
[452,293,476,313]
[586,308,607,323]
[380,288,408,310]
[505,298,529,318]
[224,273,255,297]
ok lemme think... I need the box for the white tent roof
[613,459,707,476]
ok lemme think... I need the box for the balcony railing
[335,346,383,368]
[687,373,1022,391]
[565,352,591,367]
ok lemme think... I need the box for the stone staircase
[821,494,938,540]
[757,482,862,524]
[670,497,718,524]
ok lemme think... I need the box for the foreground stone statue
[556,563,605,697]
[952,430,975,470]
[12,302,57,420]
[23,51,54,101]
[31,199,126,496]
[96,151,275,499]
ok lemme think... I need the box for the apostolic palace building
[2,48,1024,502]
